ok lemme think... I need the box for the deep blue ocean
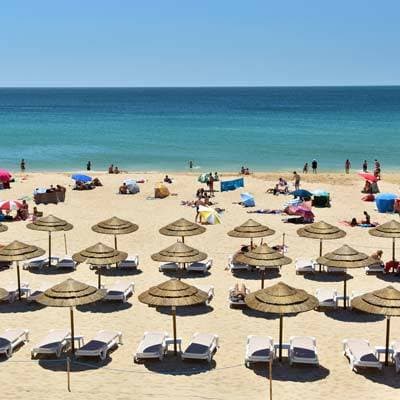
[0,87,399,172]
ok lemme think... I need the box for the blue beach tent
[375,193,397,213]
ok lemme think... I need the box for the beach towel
[220,178,244,192]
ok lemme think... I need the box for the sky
[1,1,399,87]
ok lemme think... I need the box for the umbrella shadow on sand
[375,273,400,283]
[303,272,352,283]
[231,270,281,281]
[323,309,384,323]
[100,268,143,277]
[157,304,213,317]
[142,356,216,376]
[356,366,400,388]
[241,308,298,321]
[250,361,330,382]
[38,353,113,372]
[27,266,72,275]
[77,300,133,314]
[160,270,211,279]
[0,301,45,314]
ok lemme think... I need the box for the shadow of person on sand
[250,360,330,382]
[0,301,45,314]
[356,366,400,388]
[324,308,384,323]
[77,300,133,314]
[157,304,213,317]
[304,272,353,283]
[141,356,216,376]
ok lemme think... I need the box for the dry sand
[0,170,399,400]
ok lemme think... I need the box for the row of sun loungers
[159,259,213,274]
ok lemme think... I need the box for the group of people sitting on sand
[74,178,102,190]
[108,164,121,174]
[240,166,250,175]
[34,184,66,194]
[163,175,173,184]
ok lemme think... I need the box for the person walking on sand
[311,159,318,174]
[345,159,351,174]
[208,172,215,197]
[293,171,301,190]
[87,160,91,171]
[303,162,308,174]
[20,158,26,172]
[362,160,368,172]
[189,160,193,169]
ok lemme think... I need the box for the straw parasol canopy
[235,244,292,288]
[245,282,318,361]
[139,279,208,354]
[352,286,400,365]
[36,278,106,353]
[0,287,9,301]
[297,220,346,257]
[0,223,8,233]
[159,218,206,243]
[27,215,73,267]
[0,241,45,300]
[228,219,275,246]
[317,245,374,309]
[72,243,128,288]
[369,220,400,261]
[151,242,207,264]
[91,216,139,249]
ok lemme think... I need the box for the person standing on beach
[189,160,193,169]
[293,171,300,190]
[362,160,368,172]
[303,163,308,173]
[311,159,318,174]
[20,159,25,172]
[208,172,214,197]
[87,160,91,171]
[345,159,351,174]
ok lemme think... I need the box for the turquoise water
[0,87,399,172]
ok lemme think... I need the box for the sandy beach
[0,170,399,400]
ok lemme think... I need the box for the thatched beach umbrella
[228,219,275,247]
[352,286,400,366]
[159,218,206,243]
[72,243,127,288]
[36,278,106,354]
[139,279,208,355]
[0,241,45,299]
[0,287,9,301]
[369,220,400,261]
[246,282,318,361]
[151,242,207,272]
[297,220,346,257]
[27,215,73,267]
[235,244,292,288]
[317,245,374,309]
[91,216,138,249]
[0,223,8,233]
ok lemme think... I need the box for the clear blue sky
[1,0,399,87]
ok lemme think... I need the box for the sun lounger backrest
[94,331,119,343]
[347,339,377,362]
[0,329,26,342]
[291,336,315,358]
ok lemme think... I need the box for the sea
[0,86,399,173]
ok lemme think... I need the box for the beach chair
[315,288,338,308]
[229,285,250,307]
[31,329,70,358]
[4,282,30,303]
[195,285,214,305]
[325,266,346,274]
[0,329,29,358]
[22,256,47,270]
[343,339,382,371]
[295,259,317,274]
[118,254,139,269]
[104,281,134,303]
[27,282,51,302]
[159,262,179,272]
[245,335,274,367]
[289,336,319,366]
[134,331,169,362]
[187,259,213,274]
[181,333,219,363]
[228,255,251,272]
[365,262,384,274]
[391,340,400,373]
[56,255,77,270]
[75,330,122,361]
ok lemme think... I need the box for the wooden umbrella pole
[64,233,68,254]
[343,276,347,309]
[48,231,52,267]
[114,235,117,250]
[172,306,177,355]
[385,317,390,366]
[261,269,265,289]
[70,307,75,355]
[98,267,102,289]
[16,261,21,300]
[393,238,395,262]
[279,314,283,362]
[282,233,285,254]
[182,236,185,244]
[319,239,323,272]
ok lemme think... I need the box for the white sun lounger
[31,329,70,358]
[295,259,317,274]
[104,281,134,303]
[181,333,219,363]
[0,329,29,358]
[75,330,122,361]
[289,336,319,366]
[315,288,338,308]
[325,266,346,273]
[187,259,213,274]
[27,282,51,302]
[391,340,400,373]
[365,262,384,274]
[159,262,179,272]
[22,256,47,270]
[56,255,77,270]
[134,331,169,362]
[118,255,139,269]
[245,335,274,367]
[195,285,214,304]
[229,286,250,307]
[343,339,382,371]
[228,255,251,272]
[4,282,30,303]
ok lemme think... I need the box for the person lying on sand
[119,183,128,194]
